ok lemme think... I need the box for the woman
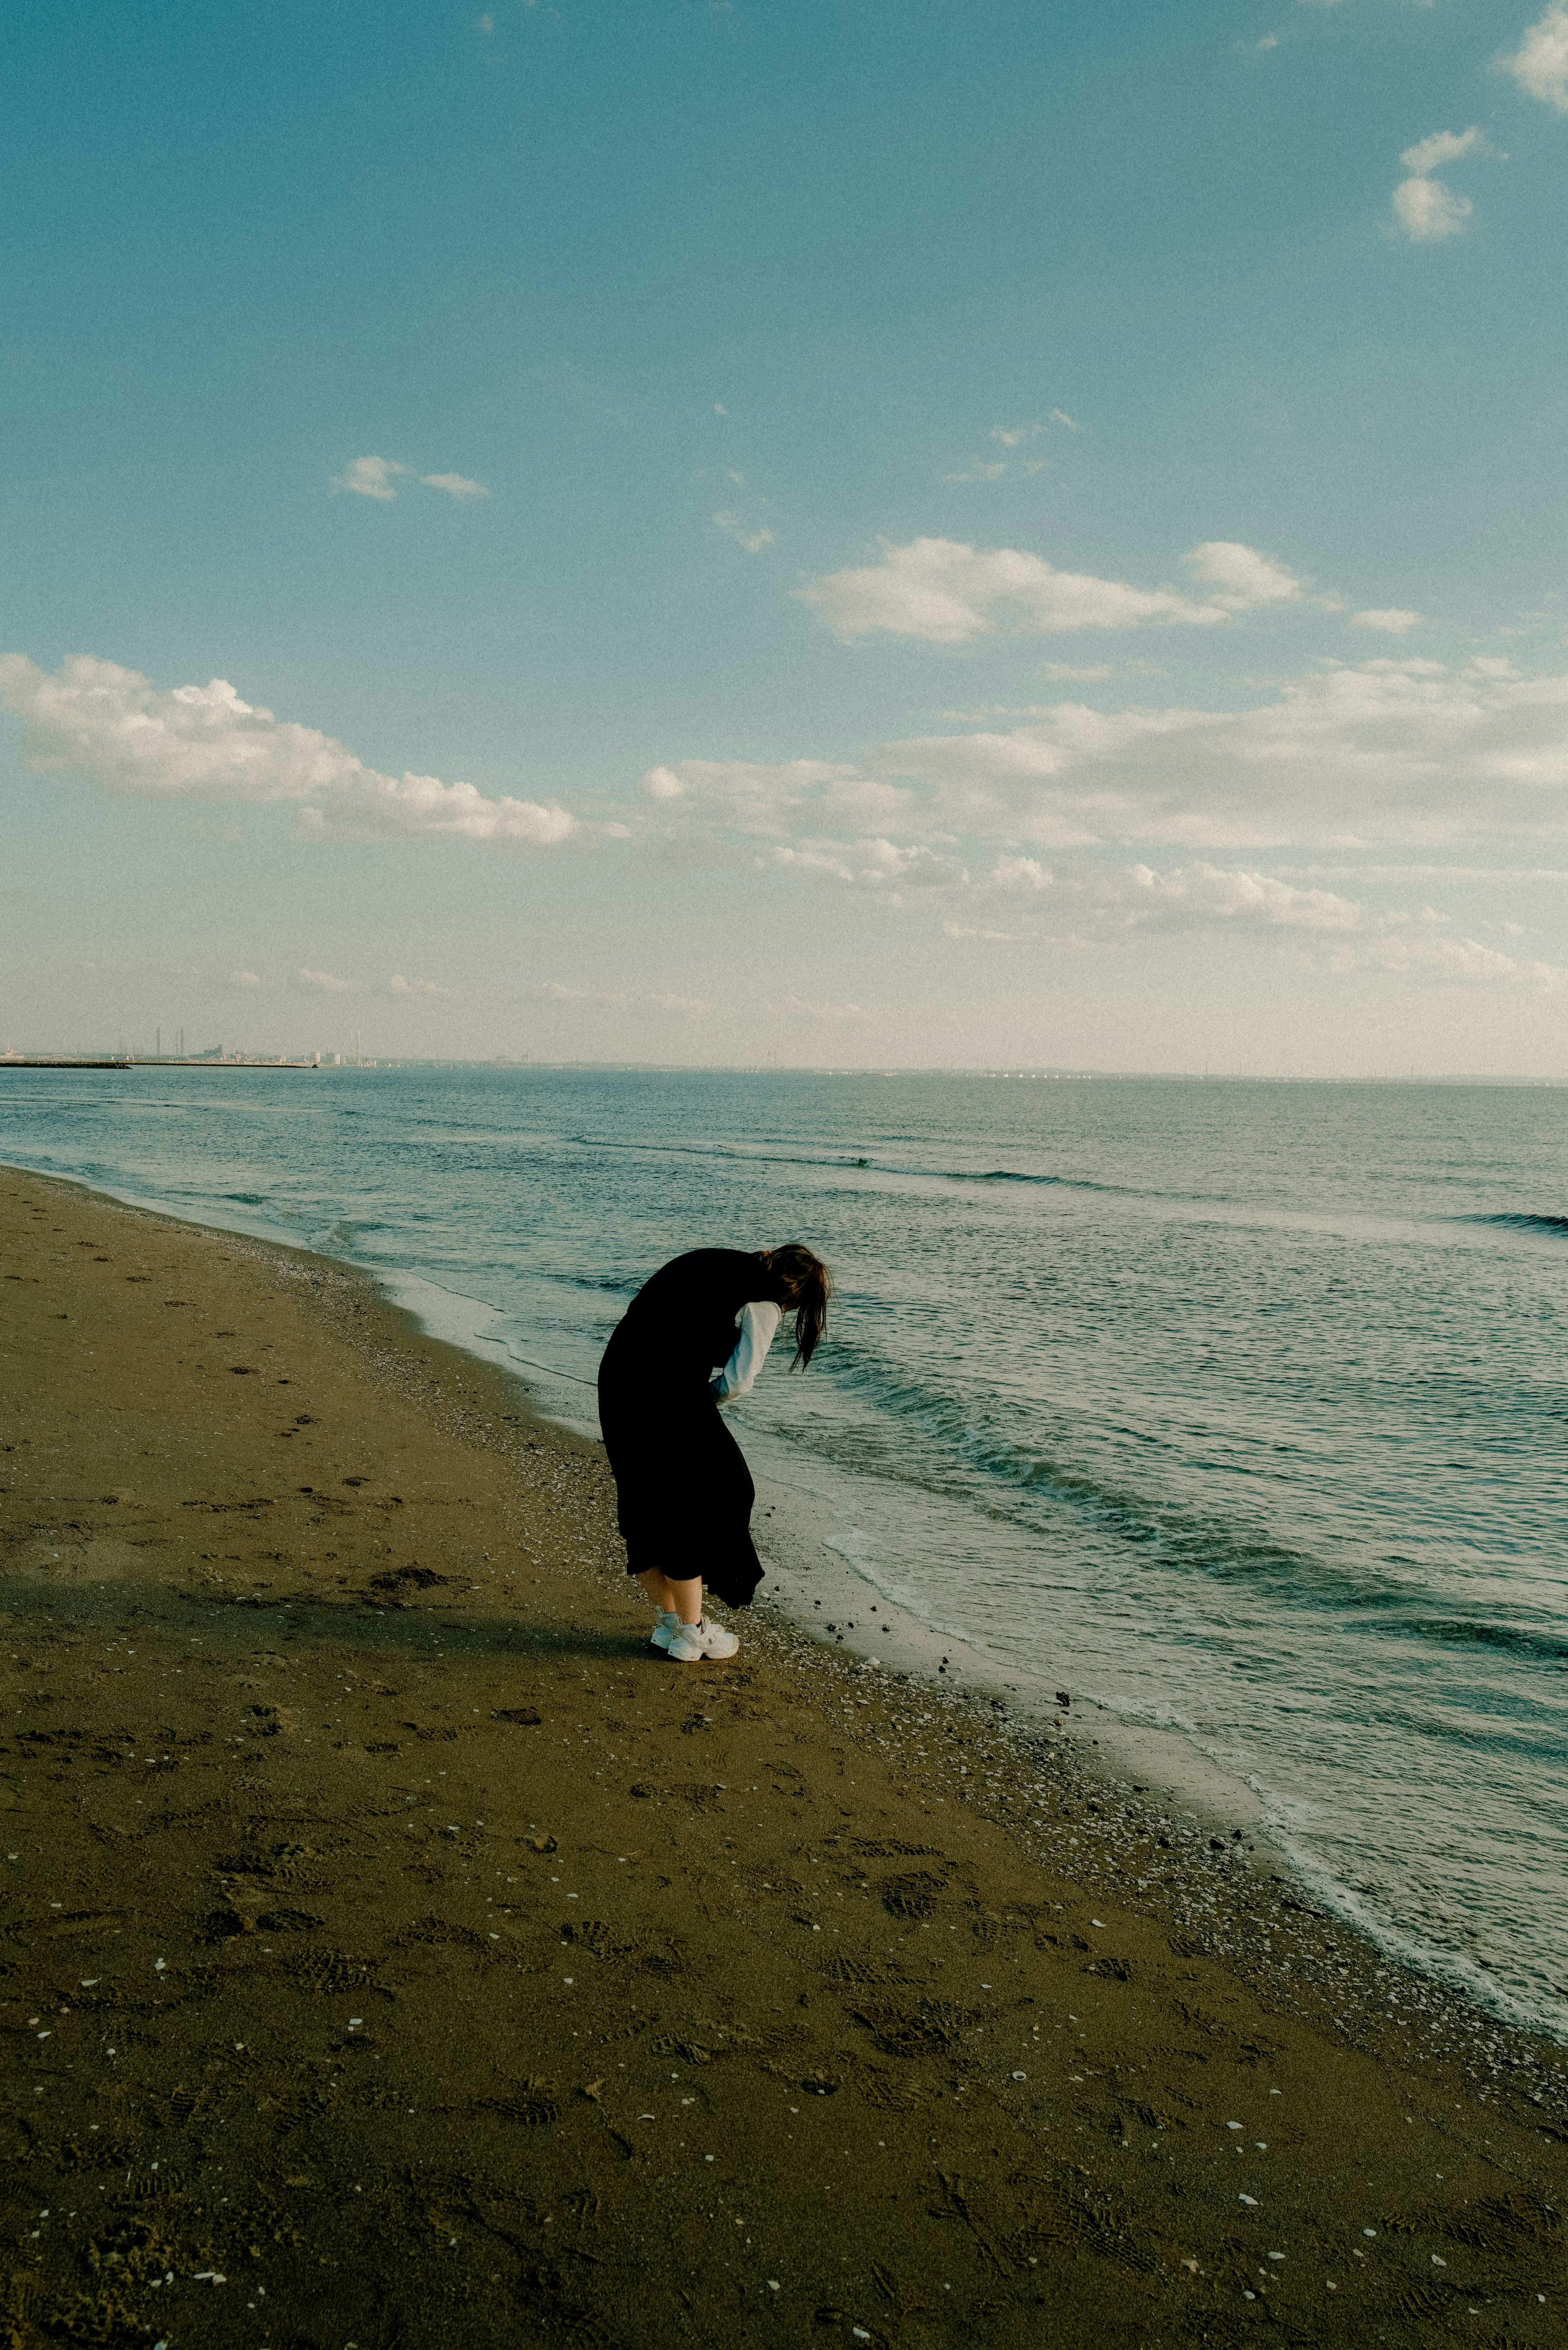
[597,1243,832,1663]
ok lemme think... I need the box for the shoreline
[3,1153,1561,2047]
[5,1151,1555,2045]
[2,1163,1565,2346]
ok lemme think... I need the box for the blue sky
[4,0,1568,1071]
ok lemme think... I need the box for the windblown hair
[759,1242,833,1369]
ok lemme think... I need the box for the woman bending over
[597,1243,832,1663]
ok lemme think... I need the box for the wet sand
[1,1166,1563,2349]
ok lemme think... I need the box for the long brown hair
[759,1242,833,1369]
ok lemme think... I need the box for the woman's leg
[635,1568,704,1623]
[666,1575,702,1626]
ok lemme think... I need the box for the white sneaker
[649,1610,679,1651]
[667,1618,739,1663]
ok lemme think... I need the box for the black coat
[597,1249,773,1608]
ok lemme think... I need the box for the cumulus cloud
[638,659,1568,869]
[1391,127,1491,243]
[1327,934,1568,990]
[1401,127,1489,177]
[1182,540,1304,610]
[388,974,450,996]
[228,969,262,988]
[335,455,404,500]
[1352,607,1425,634]
[0,655,576,849]
[1498,3,1568,110]
[295,967,356,993]
[1392,175,1473,240]
[714,510,774,553]
[963,861,1568,990]
[332,457,490,501]
[795,537,1263,644]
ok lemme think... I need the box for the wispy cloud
[1498,3,1568,111]
[540,981,712,1017]
[769,995,869,1024]
[713,509,775,553]
[332,456,490,502]
[0,655,576,849]
[796,536,1306,644]
[420,471,489,500]
[295,967,356,993]
[942,420,1052,483]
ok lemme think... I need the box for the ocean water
[2,1063,1565,2038]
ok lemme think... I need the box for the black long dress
[597,1248,773,1609]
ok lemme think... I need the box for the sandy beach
[1,1166,1563,2350]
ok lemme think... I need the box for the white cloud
[420,472,489,500]
[1351,607,1425,635]
[228,969,262,988]
[296,967,356,993]
[1400,126,1488,176]
[1328,934,1568,990]
[1392,176,1473,240]
[0,654,577,849]
[1049,409,1082,430]
[332,456,488,501]
[1095,862,1364,934]
[1183,540,1304,609]
[714,510,775,553]
[640,757,898,835]
[388,974,450,996]
[942,461,1012,483]
[963,859,1568,989]
[770,838,967,892]
[334,455,405,500]
[989,423,1046,449]
[795,537,1266,644]
[638,658,1568,865]
[1391,127,1492,243]
[1498,3,1568,110]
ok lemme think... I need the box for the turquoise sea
[2,1064,1565,2038]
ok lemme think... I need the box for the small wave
[1463,1211,1568,1236]
[1393,1614,1568,1665]
[964,1167,1122,1192]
